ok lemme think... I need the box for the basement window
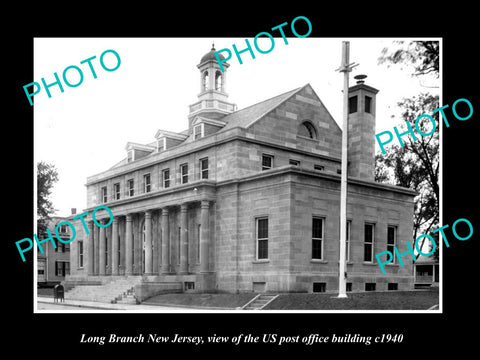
[313,282,326,293]
[184,282,195,291]
[365,283,376,291]
[388,283,398,291]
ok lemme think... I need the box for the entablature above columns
[84,180,216,217]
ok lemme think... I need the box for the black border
[7,4,478,355]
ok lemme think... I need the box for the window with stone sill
[261,154,273,171]
[256,217,269,260]
[181,163,189,184]
[127,179,134,197]
[163,169,170,188]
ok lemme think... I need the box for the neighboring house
[414,255,439,289]
[37,214,73,287]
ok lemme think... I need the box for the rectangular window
[194,124,203,140]
[364,223,375,262]
[256,217,269,260]
[346,220,351,262]
[127,149,134,162]
[346,283,352,292]
[184,282,195,291]
[348,95,358,114]
[180,163,189,184]
[78,240,84,268]
[101,186,107,203]
[200,158,209,179]
[144,173,151,193]
[114,183,120,200]
[312,217,324,260]
[289,159,300,166]
[55,261,69,277]
[127,179,134,197]
[387,225,397,263]
[162,169,170,188]
[55,239,66,253]
[365,283,376,291]
[55,261,63,276]
[388,283,398,291]
[314,164,325,171]
[365,95,372,113]
[313,282,326,293]
[262,154,273,171]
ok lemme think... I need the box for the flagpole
[337,41,357,298]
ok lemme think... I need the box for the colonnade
[86,200,211,276]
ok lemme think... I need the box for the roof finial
[211,42,215,51]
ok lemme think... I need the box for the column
[200,200,210,273]
[99,221,106,276]
[145,211,153,275]
[119,218,126,275]
[125,214,133,275]
[152,212,159,274]
[94,225,100,275]
[87,220,94,275]
[161,208,170,274]
[111,217,119,275]
[106,226,112,275]
[179,204,188,274]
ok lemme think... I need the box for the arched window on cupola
[298,121,318,139]
[215,71,222,91]
[203,71,209,91]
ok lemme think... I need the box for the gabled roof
[221,85,304,131]
[155,129,189,140]
[125,142,156,152]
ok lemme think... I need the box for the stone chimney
[71,208,77,215]
[347,75,379,180]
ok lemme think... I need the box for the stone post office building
[65,45,416,297]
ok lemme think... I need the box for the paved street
[36,297,208,312]
[37,302,87,310]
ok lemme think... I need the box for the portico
[85,180,215,286]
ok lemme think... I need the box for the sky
[33,37,440,217]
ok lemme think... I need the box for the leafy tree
[37,161,59,236]
[375,94,439,260]
[378,41,439,78]
[376,40,440,260]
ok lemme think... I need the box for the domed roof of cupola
[200,43,225,64]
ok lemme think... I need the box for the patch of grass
[144,293,258,309]
[265,289,439,310]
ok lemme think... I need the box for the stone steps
[65,277,142,304]
[242,294,278,310]
[116,288,138,304]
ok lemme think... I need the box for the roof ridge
[220,84,308,130]
[236,85,305,114]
